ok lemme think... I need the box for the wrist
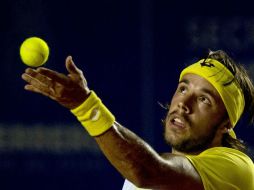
[71,91,115,136]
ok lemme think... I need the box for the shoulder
[186,147,254,175]
[192,147,253,167]
[186,147,254,190]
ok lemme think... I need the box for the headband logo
[200,61,215,68]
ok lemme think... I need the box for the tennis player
[22,50,254,190]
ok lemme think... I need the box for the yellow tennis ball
[20,37,49,67]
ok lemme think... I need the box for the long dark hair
[208,50,254,154]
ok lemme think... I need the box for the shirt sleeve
[185,147,254,190]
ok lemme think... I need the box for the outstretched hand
[21,56,91,109]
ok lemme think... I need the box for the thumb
[65,56,88,87]
[65,56,81,75]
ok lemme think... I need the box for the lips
[172,118,184,127]
[168,114,188,130]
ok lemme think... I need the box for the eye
[178,86,187,94]
[198,96,211,105]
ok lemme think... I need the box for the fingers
[22,68,52,87]
[22,73,51,98]
[35,67,70,85]
[25,84,58,101]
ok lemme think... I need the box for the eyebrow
[179,78,217,100]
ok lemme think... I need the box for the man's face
[165,73,228,154]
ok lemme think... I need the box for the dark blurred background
[0,0,254,189]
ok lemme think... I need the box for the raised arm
[21,56,203,190]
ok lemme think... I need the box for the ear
[218,118,232,135]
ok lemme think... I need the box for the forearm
[95,121,162,186]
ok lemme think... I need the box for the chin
[164,132,208,154]
[165,127,188,143]
[164,132,187,148]
[168,136,214,154]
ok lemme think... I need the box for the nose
[178,101,191,114]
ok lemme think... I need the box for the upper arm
[136,154,204,190]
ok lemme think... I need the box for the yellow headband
[180,59,245,138]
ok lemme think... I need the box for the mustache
[159,103,191,127]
